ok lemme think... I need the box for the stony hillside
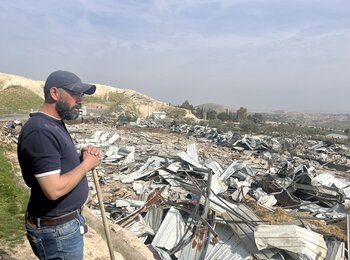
[0,72,195,119]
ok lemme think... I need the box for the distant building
[152,111,166,120]
[79,106,87,116]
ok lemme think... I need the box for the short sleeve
[21,129,62,176]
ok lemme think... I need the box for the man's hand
[81,145,101,169]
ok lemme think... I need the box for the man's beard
[56,99,81,120]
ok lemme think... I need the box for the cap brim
[68,83,96,95]
[81,83,96,95]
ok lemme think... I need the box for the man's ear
[50,87,60,101]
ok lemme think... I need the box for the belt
[26,209,80,227]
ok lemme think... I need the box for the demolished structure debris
[2,118,350,260]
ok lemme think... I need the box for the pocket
[56,218,84,258]
[57,218,80,239]
[26,231,46,259]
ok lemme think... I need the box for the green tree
[247,113,265,124]
[237,107,248,121]
[228,111,237,121]
[207,109,217,120]
[180,100,194,111]
[217,112,230,121]
[194,106,204,119]
[240,119,258,133]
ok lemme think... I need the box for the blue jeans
[25,213,86,260]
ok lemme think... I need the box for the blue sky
[1,0,350,112]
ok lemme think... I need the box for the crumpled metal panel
[186,143,200,164]
[313,172,350,198]
[177,151,203,168]
[118,156,164,183]
[152,207,185,250]
[144,205,164,234]
[178,225,210,260]
[325,237,346,260]
[219,161,255,181]
[205,223,252,260]
[205,159,224,176]
[254,225,327,260]
[107,132,120,144]
[222,204,278,259]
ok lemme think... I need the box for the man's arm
[37,145,100,200]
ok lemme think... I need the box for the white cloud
[0,0,349,112]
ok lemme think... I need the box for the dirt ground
[0,227,125,260]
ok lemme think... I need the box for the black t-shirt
[17,112,88,217]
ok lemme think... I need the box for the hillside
[0,72,195,119]
[263,111,350,130]
[0,85,42,114]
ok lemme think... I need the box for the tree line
[176,100,338,139]
[179,100,264,124]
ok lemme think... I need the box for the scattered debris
[2,118,349,260]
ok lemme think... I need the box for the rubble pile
[2,119,350,260]
[75,123,349,260]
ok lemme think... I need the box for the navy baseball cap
[44,70,96,95]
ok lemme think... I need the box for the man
[17,70,101,259]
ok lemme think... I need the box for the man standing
[17,70,101,259]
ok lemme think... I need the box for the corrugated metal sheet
[325,238,346,260]
[152,207,185,250]
[178,225,210,260]
[159,167,197,193]
[88,130,103,143]
[186,143,199,163]
[122,148,135,165]
[313,173,350,198]
[206,194,237,214]
[205,159,224,176]
[132,181,145,195]
[158,169,181,186]
[147,245,172,260]
[119,156,163,183]
[210,174,227,195]
[205,223,252,260]
[114,198,144,208]
[167,162,181,172]
[219,161,255,181]
[144,205,164,234]
[177,151,203,168]
[125,215,154,238]
[219,161,239,180]
[107,132,120,144]
[222,204,278,259]
[254,225,327,260]
[103,146,123,162]
[100,132,109,142]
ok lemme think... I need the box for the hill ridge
[0,72,195,118]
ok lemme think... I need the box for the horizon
[1,1,349,113]
[0,71,350,115]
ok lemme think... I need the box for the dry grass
[252,205,347,241]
